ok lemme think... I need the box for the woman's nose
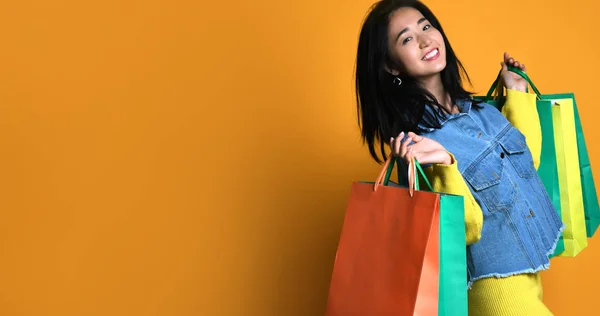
[418,35,432,49]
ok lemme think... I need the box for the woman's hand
[390,132,452,166]
[500,52,528,92]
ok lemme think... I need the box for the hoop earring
[393,77,402,86]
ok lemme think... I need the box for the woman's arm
[497,53,542,170]
[501,89,541,170]
[423,154,483,245]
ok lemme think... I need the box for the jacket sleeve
[501,89,542,170]
[423,153,483,245]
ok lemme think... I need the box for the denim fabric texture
[418,99,565,286]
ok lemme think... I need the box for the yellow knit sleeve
[423,153,483,245]
[501,89,542,170]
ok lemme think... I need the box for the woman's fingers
[391,132,448,165]
[400,135,412,158]
[409,150,451,165]
[504,52,526,71]
[407,132,420,141]
[391,132,405,156]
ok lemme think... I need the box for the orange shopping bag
[325,157,466,316]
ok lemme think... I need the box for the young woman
[355,0,564,315]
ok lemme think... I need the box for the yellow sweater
[424,89,553,316]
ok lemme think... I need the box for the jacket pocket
[464,146,517,212]
[499,127,535,178]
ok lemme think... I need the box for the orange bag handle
[374,156,394,190]
[374,154,432,196]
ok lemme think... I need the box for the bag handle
[484,66,542,101]
[374,155,433,196]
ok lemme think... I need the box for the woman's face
[386,7,446,79]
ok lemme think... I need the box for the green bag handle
[484,66,542,101]
[382,156,434,192]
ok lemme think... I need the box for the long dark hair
[355,0,478,163]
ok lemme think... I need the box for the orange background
[0,0,598,315]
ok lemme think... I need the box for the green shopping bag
[387,158,467,316]
[543,93,600,237]
[537,100,565,254]
[493,68,595,254]
[474,69,565,257]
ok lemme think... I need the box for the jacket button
[500,152,505,159]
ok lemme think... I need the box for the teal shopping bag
[543,93,600,237]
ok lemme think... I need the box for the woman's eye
[402,37,412,45]
[423,24,431,31]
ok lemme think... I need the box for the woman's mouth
[422,49,440,61]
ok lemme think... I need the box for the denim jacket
[419,98,564,284]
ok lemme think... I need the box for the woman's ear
[386,67,400,76]
[385,60,402,76]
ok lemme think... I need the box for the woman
[355,0,564,315]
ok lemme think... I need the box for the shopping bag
[325,156,467,316]
[401,158,467,316]
[550,97,588,256]
[544,93,600,237]
[477,67,589,257]
[537,99,566,256]
[474,69,565,257]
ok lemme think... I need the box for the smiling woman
[388,11,447,81]
[352,0,563,315]
[356,1,478,164]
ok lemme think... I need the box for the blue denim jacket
[419,99,564,285]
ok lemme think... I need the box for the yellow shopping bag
[552,98,588,257]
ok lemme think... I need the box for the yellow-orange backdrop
[0,0,597,315]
